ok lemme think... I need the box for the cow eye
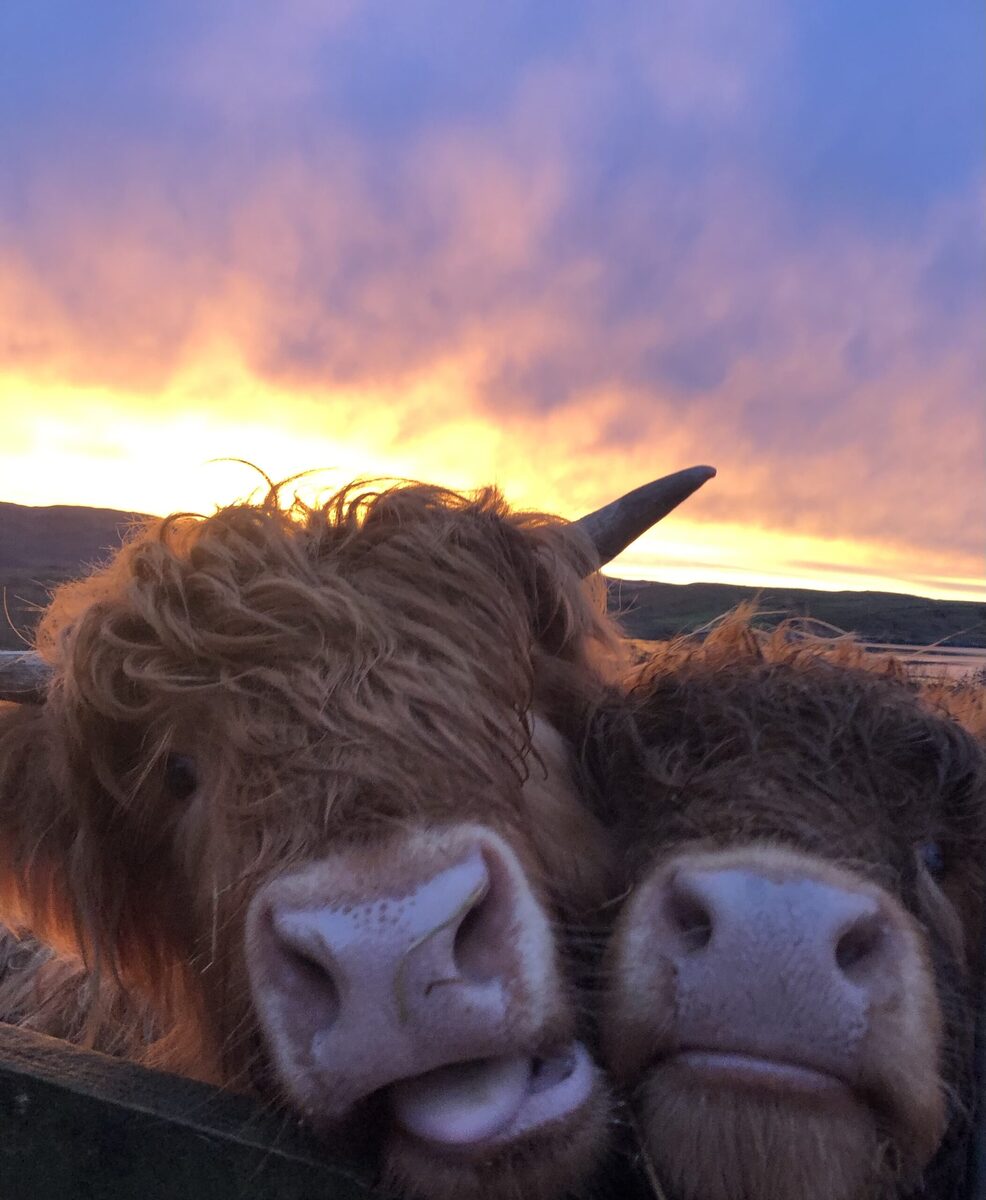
[164,754,198,800]
[917,840,946,878]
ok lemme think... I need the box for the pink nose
[268,850,509,1047]
[665,865,890,985]
[245,827,558,1130]
[624,858,903,1080]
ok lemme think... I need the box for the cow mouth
[665,1048,853,1101]
[389,1040,596,1152]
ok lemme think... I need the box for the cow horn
[0,651,51,704]
[573,464,716,568]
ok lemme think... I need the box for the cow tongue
[391,1054,532,1145]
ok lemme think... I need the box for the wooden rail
[0,1022,652,1200]
[0,649,49,703]
[0,1022,383,1199]
[3,1020,985,1198]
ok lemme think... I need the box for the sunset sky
[0,2,982,599]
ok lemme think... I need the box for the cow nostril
[835,913,884,977]
[452,875,503,983]
[288,946,331,988]
[666,883,714,953]
[268,909,343,1028]
[285,945,342,1026]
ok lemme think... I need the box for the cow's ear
[0,701,77,944]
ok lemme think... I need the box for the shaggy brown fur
[0,479,629,1197]
[582,609,986,1200]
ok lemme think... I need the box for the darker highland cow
[585,612,986,1200]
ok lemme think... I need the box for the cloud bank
[0,1,982,595]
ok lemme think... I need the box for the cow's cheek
[858,908,946,1173]
[600,905,677,1083]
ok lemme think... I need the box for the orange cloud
[0,5,981,602]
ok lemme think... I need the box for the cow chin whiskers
[637,1071,904,1200]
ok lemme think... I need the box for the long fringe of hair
[1,478,626,1072]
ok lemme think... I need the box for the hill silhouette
[0,501,146,650]
[1,500,983,651]
[609,578,985,649]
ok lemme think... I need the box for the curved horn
[0,651,51,704]
[573,464,716,568]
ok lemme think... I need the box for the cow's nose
[628,860,902,1082]
[245,827,562,1133]
[266,848,507,1037]
[664,865,890,986]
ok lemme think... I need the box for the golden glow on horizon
[1,357,982,604]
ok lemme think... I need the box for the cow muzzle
[245,825,601,1161]
[603,843,948,1200]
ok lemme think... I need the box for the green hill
[607,578,985,648]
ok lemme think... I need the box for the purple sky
[0,2,983,596]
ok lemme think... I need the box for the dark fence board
[0,1023,654,1200]
[0,1022,384,1200]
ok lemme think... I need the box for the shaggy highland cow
[584,613,986,1200]
[0,467,712,1200]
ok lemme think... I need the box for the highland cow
[585,613,986,1200]
[0,467,712,1200]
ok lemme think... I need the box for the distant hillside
[607,579,986,649]
[0,500,983,651]
[0,501,146,572]
[0,501,146,650]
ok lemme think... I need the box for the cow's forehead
[601,652,986,875]
[43,490,594,693]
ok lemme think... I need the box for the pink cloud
[0,2,980,590]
